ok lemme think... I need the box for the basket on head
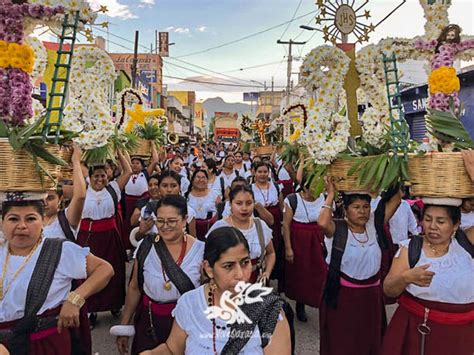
[0,139,61,191]
[329,158,366,193]
[129,138,153,159]
[255,145,275,157]
[408,152,474,198]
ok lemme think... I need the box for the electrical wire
[176,10,318,58]
[278,0,303,41]
[163,75,286,88]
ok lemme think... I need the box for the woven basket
[255,145,275,157]
[0,139,61,191]
[408,152,474,198]
[58,145,73,180]
[130,139,153,158]
[329,158,366,192]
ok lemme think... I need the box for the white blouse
[283,193,325,223]
[219,171,238,189]
[173,285,264,355]
[142,240,204,303]
[124,172,148,196]
[252,183,280,207]
[399,238,474,304]
[0,240,89,322]
[207,219,272,260]
[208,177,222,198]
[187,191,219,220]
[82,181,121,220]
[461,211,474,231]
[43,208,78,240]
[324,213,382,280]
[181,176,190,196]
[221,201,231,219]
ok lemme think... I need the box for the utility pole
[277,39,306,106]
[131,31,139,89]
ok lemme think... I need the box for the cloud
[139,0,155,6]
[89,0,137,19]
[196,26,208,33]
[166,26,190,34]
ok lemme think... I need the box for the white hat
[422,197,463,207]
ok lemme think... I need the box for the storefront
[400,67,474,142]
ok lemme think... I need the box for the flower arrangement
[299,45,351,164]
[25,36,47,79]
[63,46,116,150]
[419,0,451,40]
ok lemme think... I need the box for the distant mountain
[202,97,251,121]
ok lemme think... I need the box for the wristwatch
[67,291,86,308]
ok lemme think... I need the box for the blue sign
[140,70,157,83]
[138,73,152,102]
[40,83,47,99]
[243,92,259,102]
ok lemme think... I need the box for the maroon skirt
[382,224,398,305]
[131,295,176,354]
[320,281,386,355]
[382,293,474,355]
[195,217,216,242]
[284,221,327,308]
[0,306,71,355]
[277,179,294,199]
[77,218,126,312]
[123,193,148,250]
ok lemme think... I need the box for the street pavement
[91,264,396,355]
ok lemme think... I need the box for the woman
[43,145,86,241]
[131,171,197,242]
[208,185,275,283]
[115,195,204,354]
[382,199,474,355]
[202,158,221,198]
[77,150,132,327]
[141,226,291,355]
[168,157,190,194]
[186,170,220,241]
[218,155,238,197]
[318,177,401,355]
[251,161,284,282]
[282,178,327,322]
[0,196,113,354]
[130,174,161,229]
[123,147,159,250]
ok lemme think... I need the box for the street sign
[159,32,169,57]
[140,70,157,83]
[243,92,259,102]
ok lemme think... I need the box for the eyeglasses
[155,219,179,228]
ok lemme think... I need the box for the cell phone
[143,210,152,219]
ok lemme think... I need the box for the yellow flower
[288,129,301,143]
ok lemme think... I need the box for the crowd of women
[0,141,472,355]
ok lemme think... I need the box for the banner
[159,32,169,57]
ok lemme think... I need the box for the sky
[78,0,474,103]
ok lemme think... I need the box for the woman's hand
[285,247,294,263]
[57,302,80,333]
[138,217,155,236]
[117,336,130,354]
[324,176,336,196]
[403,264,435,287]
[257,271,269,284]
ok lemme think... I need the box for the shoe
[111,309,121,318]
[296,303,307,322]
[89,312,97,330]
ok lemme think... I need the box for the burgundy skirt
[320,282,386,355]
[382,293,474,355]
[195,217,215,242]
[266,205,283,250]
[0,307,71,355]
[278,179,294,199]
[131,295,176,354]
[77,219,126,312]
[123,193,148,250]
[382,224,398,305]
[284,221,327,308]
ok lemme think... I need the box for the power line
[163,74,286,88]
[222,60,285,73]
[176,9,318,58]
[278,0,303,41]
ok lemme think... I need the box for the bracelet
[321,204,333,210]
[66,291,86,308]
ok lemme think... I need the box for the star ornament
[101,22,109,28]
[99,5,108,13]
[125,104,167,132]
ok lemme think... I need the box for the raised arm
[317,177,336,237]
[66,146,86,229]
[116,150,133,191]
[147,144,159,176]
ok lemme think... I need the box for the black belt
[0,316,58,342]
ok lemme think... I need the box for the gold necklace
[0,236,43,300]
[426,241,450,256]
